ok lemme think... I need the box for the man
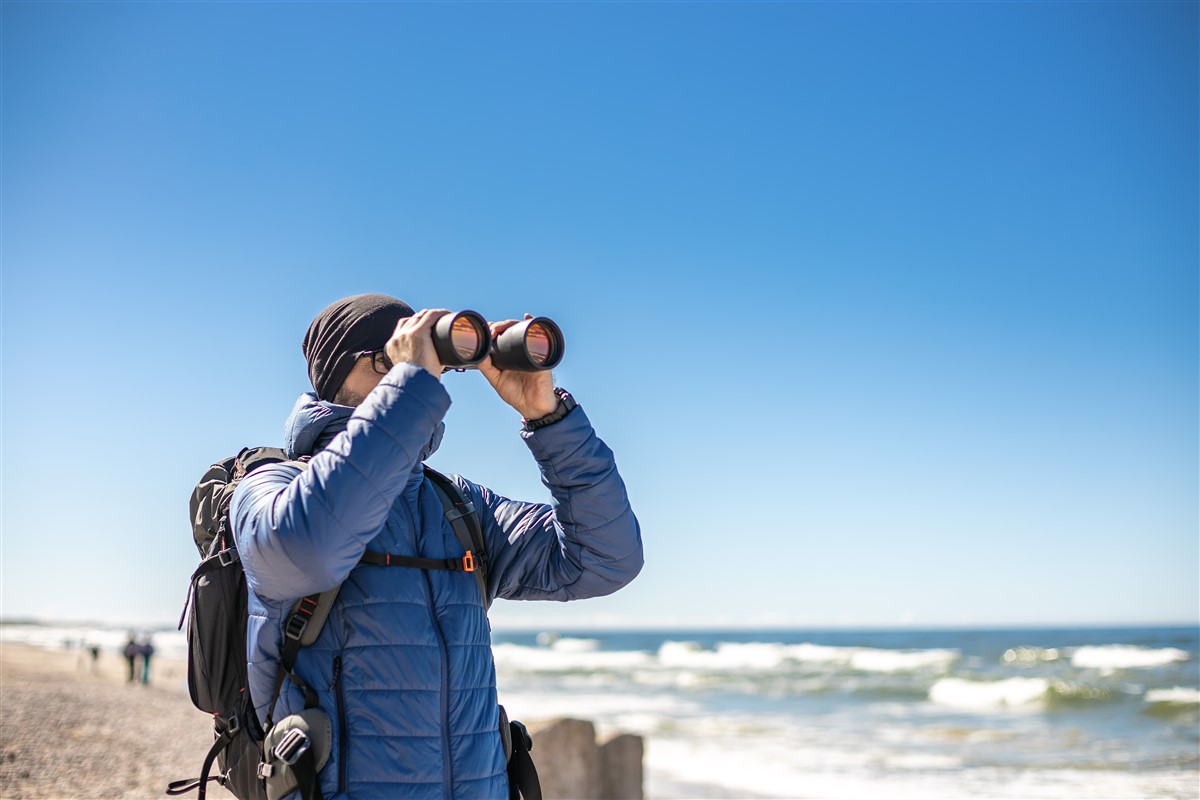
[230,294,643,799]
[123,633,139,683]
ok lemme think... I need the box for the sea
[4,622,1198,799]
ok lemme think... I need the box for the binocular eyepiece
[431,311,564,372]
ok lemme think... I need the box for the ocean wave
[1045,680,1119,707]
[1070,645,1190,670]
[789,643,960,672]
[492,642,653,672]
[929,677,1049,709]
[657,641,959,674]
[928,676,1161,711]
[550,637,601,653]
[1002,646,1061,663]
[658,641,790,670]
[786,643,849,663]
[496,687,699,733]
[1144,687,1200,705]
[849,648,959,673]
[494,638,963,690]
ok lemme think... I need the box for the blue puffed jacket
[230,364,643,799]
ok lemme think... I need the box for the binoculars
[432,311,564,372]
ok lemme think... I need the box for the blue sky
[2,1,1196,630]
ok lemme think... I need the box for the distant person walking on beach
[230,294,643,798]
[139,638,155,685]
[122,634,139,683]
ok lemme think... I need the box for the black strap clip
[285,596,319,641]
[285,614,310,642]
[216,714,241,736]
[272,728,311,766]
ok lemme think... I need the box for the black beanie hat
[303,294,415,402]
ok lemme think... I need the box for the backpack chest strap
[359,550,477,573]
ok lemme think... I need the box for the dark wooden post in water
[528,718,644,800]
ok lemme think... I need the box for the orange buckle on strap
[462,551,476,573]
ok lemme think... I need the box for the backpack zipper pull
[177,582,194,631]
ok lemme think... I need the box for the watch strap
[522,388,576,431]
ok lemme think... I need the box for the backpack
[168,447,538,800]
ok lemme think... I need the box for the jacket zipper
[331,655,348,794]
[422,571,454,800]
[408,485,454,800]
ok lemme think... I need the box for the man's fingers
[488,318,520,337]
[403,308,448,331]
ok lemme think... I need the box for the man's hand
[478,315,559,419]
[385,309,447,381]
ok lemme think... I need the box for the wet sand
[1,643,233,799]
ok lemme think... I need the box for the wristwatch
[522,388,577,431]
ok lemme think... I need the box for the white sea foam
[657,641,794,670]
[1144,687,1200,705]
[647,734,877,799]
[884,753,963,770]
[785,642,850,663]
[549,637,600,653]
[491,642,652,672]
[849,648,959,673]
[628,669,711,690]
[496,688,698,737]
[715,642,794,668]
[928,677,1049,710]
[1070,645,1189,670]
[656,640,959,673]
[495,638,962,689]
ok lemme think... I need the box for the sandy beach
[1,643,233,799]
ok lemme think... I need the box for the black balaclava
[302,294,415,402]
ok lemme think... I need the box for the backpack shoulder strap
[259,458,329,728]
[424,466,490,607]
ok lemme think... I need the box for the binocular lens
[490,317,564,372]
[432,310,490,368]
[450,316,482,361]
[524,323,554,367]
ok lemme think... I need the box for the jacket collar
[284,392,444,471]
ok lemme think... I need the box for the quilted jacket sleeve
[230,365,451,601]
[466,403,643,602]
